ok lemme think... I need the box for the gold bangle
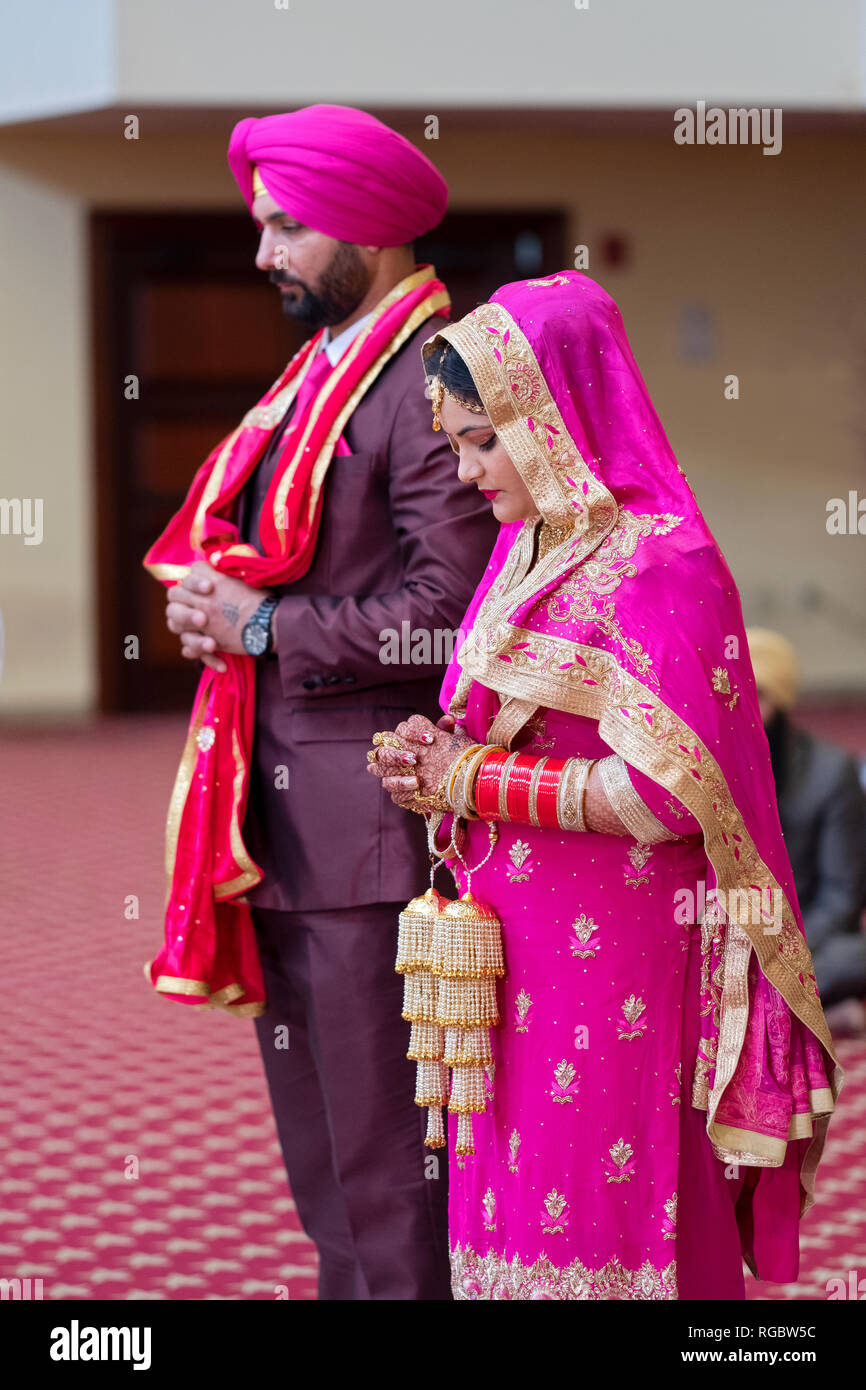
[446,744,485,804]
[450,765,478,821]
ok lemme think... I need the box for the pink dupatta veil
[426,271,840,1277]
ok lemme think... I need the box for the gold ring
[373,731,403,749]
[366,749,379,763]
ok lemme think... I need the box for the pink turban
[227,105,448,246]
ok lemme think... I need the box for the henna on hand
[366,712,474,809]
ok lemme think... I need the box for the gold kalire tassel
[395,818,503,1157]
[433,888,503,1155]
[396,886,449,1149]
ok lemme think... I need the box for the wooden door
[91,209,566,711]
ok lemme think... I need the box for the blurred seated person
[748,628,866,1030]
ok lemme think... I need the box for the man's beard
[271,242,371,330]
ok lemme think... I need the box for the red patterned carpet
[0,717,318,1301]
[0,715,864,1302]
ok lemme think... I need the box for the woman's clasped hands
[365,713,474,814]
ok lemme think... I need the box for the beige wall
[5,0,865,123]
[113,0,865,111]
[0,161,94,716]
[0,118,864,715]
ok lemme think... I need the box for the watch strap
[243,594,278,655]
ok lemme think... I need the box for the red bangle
[474,749,509,820]
[505,753,536,823]
[474,750,571,826]
[535,756,567,827]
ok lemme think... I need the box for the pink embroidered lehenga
[417,272,840,1300]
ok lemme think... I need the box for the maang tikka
[427,374,488,432]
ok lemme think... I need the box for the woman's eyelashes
[447,432,496,456]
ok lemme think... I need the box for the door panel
[92,209,567,711]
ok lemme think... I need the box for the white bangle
[557,756,594,831]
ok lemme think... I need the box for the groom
[159,106,497,1299]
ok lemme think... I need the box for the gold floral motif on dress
[711,666,739,711]
[624,842,654,888]
[699,954,725,1033]
[669,1063,682,1105]
[569,913,600,959]
[551,1059,580,1104]
[508,839,534,883]
[617,993,648,1041]
[484,1063,496,1108]
[451,1243,677,1300]
[711,666,731,695]
[661,1194,677,1241]
[691,1035,719,1110]
[507,1129,521,1173]
[545,511,683,686]
[482,1188,496,1231]
[541,1188,569,1235]
[604,1139,636,1184]
[698,901,725,1031]
[526,710,556,750]
[514,988,533,1033]
[701,895,725,947]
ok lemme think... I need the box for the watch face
[242,621,269,657]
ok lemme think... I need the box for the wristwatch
[241,595,278,657]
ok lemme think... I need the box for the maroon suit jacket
[238,314,499,912]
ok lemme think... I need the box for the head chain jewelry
[428,374,488,432]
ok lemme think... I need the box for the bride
[366,270,840,1301]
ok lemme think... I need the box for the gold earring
[429,377,445,431]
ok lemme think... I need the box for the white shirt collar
[321,311,374,366]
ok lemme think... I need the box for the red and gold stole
[143,266,450,1015]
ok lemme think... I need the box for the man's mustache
[269,271,309,292]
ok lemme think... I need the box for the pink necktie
[285,347,351,456]
[288,347,334,427]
